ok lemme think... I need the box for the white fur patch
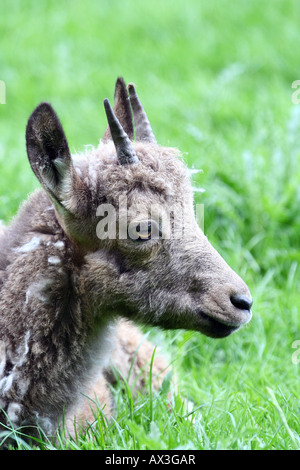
[53,241,64,249]
[7,403,22,423]
[0,341,6,378]
[25,279,52,305]
[15,237,41,253]
[0,374,13,394]
[0,332,30,396]
[15,331,30,368]
[17,378,29,397]
[48,256,61,265]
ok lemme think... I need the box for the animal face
[25,78,252,339]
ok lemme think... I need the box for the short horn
[128,83,157,143]
[104,98,139,165]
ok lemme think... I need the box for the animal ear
[102,77,134,142]
[26,102,75,207]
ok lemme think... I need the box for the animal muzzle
[189,234,253,337]
[196,284,253,338]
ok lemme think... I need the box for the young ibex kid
[0,78,252,444]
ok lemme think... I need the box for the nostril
[230,294,253,311]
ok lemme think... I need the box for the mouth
[197,310,242,338]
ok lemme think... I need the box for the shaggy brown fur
[0,78,252,446]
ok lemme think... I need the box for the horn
[128,83,157,144]
[102,77,134,143]
[104,98,139,165]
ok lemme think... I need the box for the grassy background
[0,0,300,450]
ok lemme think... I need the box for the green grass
[0,0,300,450]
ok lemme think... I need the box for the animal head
[25,78,252,338]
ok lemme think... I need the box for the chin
[197,311,241,338]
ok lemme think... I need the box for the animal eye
[128,221,162,242]
[136,222,152,241]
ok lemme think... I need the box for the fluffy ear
[26,102,75,207]
[102,77,134,142]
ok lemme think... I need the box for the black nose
[230,294,253,311]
